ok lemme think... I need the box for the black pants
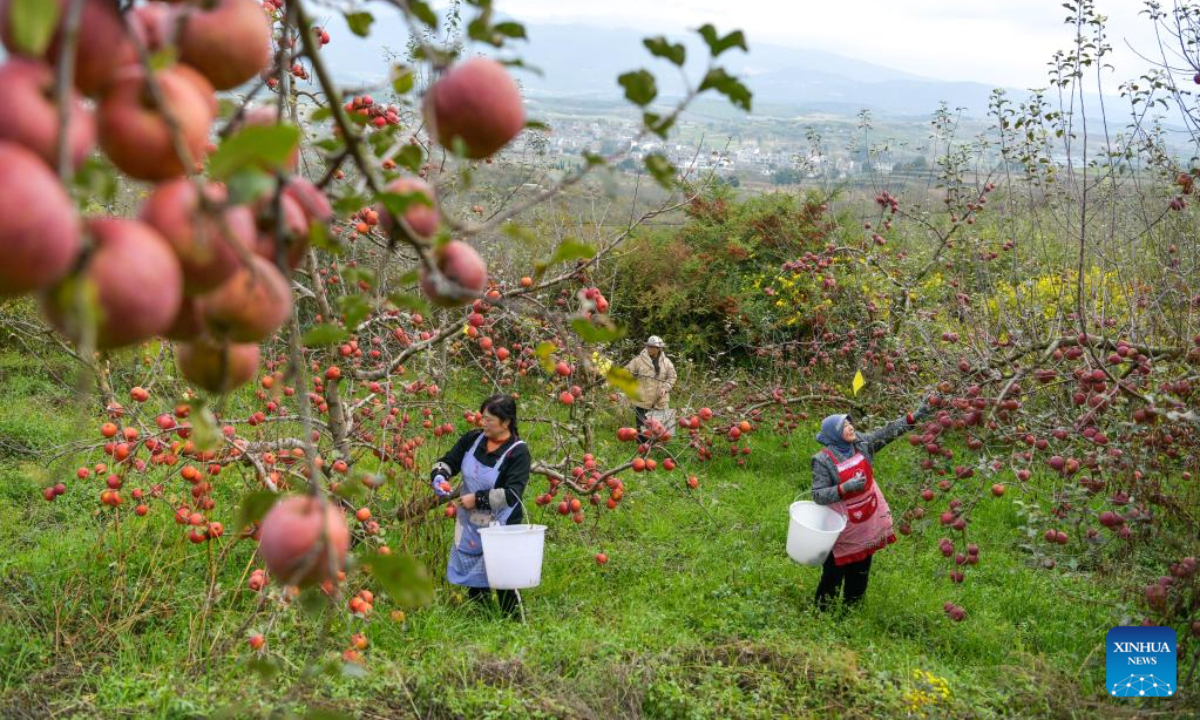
[634,406,649,444]
[468,586,519,617]
[814,552,873,611]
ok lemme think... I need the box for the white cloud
[498,0,1164,89]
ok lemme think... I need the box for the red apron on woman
[822,448,896,566]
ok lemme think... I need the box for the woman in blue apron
[430,394,531,616]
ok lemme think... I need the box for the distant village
[508,116,870,182]
[502,113,1083,184]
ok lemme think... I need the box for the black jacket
[432,430,531,523]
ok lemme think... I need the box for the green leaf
[643,112,676,139]
[216,98,241,121]
[571,317,626,344]
[310,106,332,123]
[395,144,424,173]
[235,490,280,534]
[305,710,352,720]
[606,367,641,399]
[643,36,686,66]
[333,190,369,216]
[344,11,374,37]
[501,223,537,245]
[337,293,372,328]
[698,68,752,111]
[72,156,118,205]
[618,69,657,107]
[8,0,59,56]
[644,153,676,189]
[309,220,339,255]
[298,586,328,617]
[500,57,544,77]
[224,167,274,205]
[467,18,499,47]
[546,239,596,266]
[392,66,415,95]
[493,21,526,39]
[343,267,375,288]
[362,553,434,608]
[368,129,394,155]
[208,124,301,180]
[408,0,438,28]
[534,341,557,373]
[696,24,747,57]
[191,406,221,451]
[246,656,282,681]
[302,323,349,347]
[526,120,550,131]
[45,273,99,350]
[582,151,607,167]
[378,190,434,219]
[148,47,178,72]
[315,137,345,154]
[331,476,368,503]
[387,293,430,315]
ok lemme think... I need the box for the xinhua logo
[1106,626,1176,697]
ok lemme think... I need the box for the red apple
[97,64,215,181]
[377,176,439,240]
[176,338,260,393]
[254,192,311,270]
[140,179,253,294]
[177,0,272,90]
[128,1,177,54]
[258,496,349,587]
[0,142,81,297]
[284,177,333,226]
[42,217,183,349]
[423,58,525,159]
[164,295,205,341]
[0,58,95,170]
[419,240,487,307]
[0,0,136,97]
[200,255,292,342]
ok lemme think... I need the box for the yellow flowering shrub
[902,669,953,717]
[985,266,1132,324]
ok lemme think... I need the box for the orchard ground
[0,351,1190,719]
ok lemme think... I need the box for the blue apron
[447,433,526,588]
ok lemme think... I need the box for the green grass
[0,351,1193,719]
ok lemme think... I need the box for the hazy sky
[499,0,1165,89]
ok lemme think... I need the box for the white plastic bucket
[479,524,546,589]
[786,501,846,565]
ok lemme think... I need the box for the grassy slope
[0,351,1193,719]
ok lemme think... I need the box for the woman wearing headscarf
[430,394,531,617]
[810,399,931,611]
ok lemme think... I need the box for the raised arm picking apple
[809,398,932,612]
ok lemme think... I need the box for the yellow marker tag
[852,370,866,396]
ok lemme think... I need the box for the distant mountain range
[324,19,1030,118]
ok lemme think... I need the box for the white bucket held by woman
[479,523,546,589]
[786,501,846,566]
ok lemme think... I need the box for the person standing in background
[624,336,676,444]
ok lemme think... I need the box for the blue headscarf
[816,413,854,456]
